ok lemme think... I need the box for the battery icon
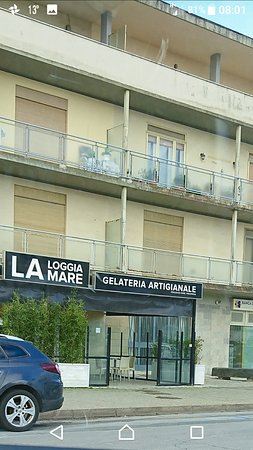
[207,4,216,15]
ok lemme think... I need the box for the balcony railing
[129,152,236,202]
[0,117,125,177]
[0,224,252,286]
[0,116,253,206]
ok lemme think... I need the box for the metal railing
[0,117,125,177]
[0,224,252,285]
[0,116,252,206]
[129,152,236,201]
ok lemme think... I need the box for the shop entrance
[87,313,194,386]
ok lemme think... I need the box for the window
[15,86,67,132]
[143,211,183,252]
[1,344,28,358]
[14,185,66,256]
[243,230,253,283]
[147,125,185,187]
[0,348,6,360]
[15,86,67,160]
[248,154,253,181]
[143,211,183,276]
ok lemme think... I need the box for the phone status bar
[169,2,246,16]
[6,3,58,16]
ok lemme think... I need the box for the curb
[40,404,253,421]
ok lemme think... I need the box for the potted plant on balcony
[194,336,205,385]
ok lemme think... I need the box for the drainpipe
[123,89,130,176]
[230,125,241,284]
[100,11,112,45]
[234,125,241,202]
[120,90,130,272]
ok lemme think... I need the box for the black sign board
[4,251,90,288]
[95,272,203,299]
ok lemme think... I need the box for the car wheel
[0,389,39,432]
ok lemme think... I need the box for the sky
[168,1,253,38]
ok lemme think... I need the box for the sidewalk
[40,376,253,421]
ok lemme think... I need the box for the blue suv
[0,334,64,432]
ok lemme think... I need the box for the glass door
[147,131,185,188]
[87,325,111,386]
[157,326,192,385]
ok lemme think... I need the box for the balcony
[0,224,252,289]
[1,7,253,139]
[1,116,253,220]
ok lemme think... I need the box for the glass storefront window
[229,325,253,368]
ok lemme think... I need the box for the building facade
[0,0,253,384]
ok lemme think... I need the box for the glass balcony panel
[97,145,123,176]
[158,161,185,189]
[128,248,154,273]
[64,237,93,262]
[0,120,23,153]
[213,175,235,200]
[209,259,231,283]
[0,227,17,253]
[237,261,253,284]
[130,153,157,182]
[182,255,208,280]
[186,168,211,195]
[65,138,94,169]
[28,127,61,161]
[25,231,61,257]
[94,241,121,270]
[240,180,253,206]
[155,251,181,277]
[104,242,121,270]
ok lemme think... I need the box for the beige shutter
[14,185,66,256]
[15,86,67,132]
[143,211,183,251]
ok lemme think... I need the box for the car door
[0,346,10,388]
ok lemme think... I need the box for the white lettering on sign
[10,254,85,285]
[101,275,197,295]
[11,256,44,280]
[26,258,44,280]
[102,276,146,288]
[47,259,84,285]
[11,255,24,278]
[47,261,83,272]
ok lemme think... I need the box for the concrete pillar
[234,125,241,179]
[234,125,242,203]
[100,11,112,45]
[210,53,221,83]
[230,126,241,284]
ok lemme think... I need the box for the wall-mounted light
[215,300,221,305]
[200,152,206,160]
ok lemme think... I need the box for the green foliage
[2,290,87,363]
[151,342,158,358]
[59,291,88,363]
[194,336,204,365]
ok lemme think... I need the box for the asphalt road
[0,412,253,450]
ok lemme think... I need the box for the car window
[0,347,7,360]
[1,344,28,358]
